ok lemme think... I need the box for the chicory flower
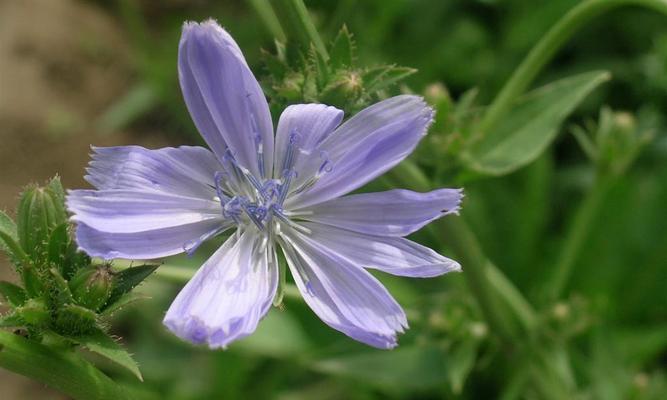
[67,20,463,349]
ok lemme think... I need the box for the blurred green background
[0,0,665,398]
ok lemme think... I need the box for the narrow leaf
[104,264,158,309]
[0,211,29,265]
[0,281,27,307]
[99,292,146,317]
[78,329,143,381]
[464,71,611,175]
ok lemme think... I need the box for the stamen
[246,92,266,179]
[282,129,301,173]
[288,150,333,196]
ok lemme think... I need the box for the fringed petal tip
[443,188,465,216]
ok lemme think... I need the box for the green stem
[0,331,136,400]
[439,218,519,344]
[546,175,616,301]
[272,0,329,60]
[247,0,287,42]
[390,162,537,341]
[480,0,667,134]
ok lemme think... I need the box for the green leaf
[0,281,27,307]
[310,345,447,392]
[0,211,29,265]
[103,264,158,310]
[77,329,143,381]
[99,292,146,317]
[363,65,417,93]
[330,25,355,69]
[464,71,611,175]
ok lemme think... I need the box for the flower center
[182,130,331,256]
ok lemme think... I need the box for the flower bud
[17,177,68,263]
[69,265,113,311]
[596,108,651,175]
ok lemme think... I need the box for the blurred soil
[0,0,172,397]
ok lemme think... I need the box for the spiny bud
[69,265,114,311]
[17,177,68,264]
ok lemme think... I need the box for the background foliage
[0,0,666,398]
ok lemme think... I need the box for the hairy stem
[480,0,667,134]
[0,331,140,400]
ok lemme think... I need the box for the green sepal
[46,268,73,309]
[0,210,30,267]
[55,304,97,335]
[47,223,71,274]
[329,25,355,69]
[102,264,158,311]
[21,264,44,298]
[99,292,146,317]
[76,328,143,381]
[0,281,27,307]
[16,298,50,326]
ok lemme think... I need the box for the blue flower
[67,20,463,349]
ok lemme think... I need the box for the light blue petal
[281,228,407,349]
[67,189,221,233]
[75,219,226,260]
[286,95,433,209]
[302,222,461,277]
[180,20,274,178]
[164,230,278,348]
[85,145,221,199]
[297,188,462,237]
[273,103,343,179]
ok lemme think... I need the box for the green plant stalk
[0,331,136,400]
[546,175,616,301]
[480,0,667,134]
[389,163,537,341]
[439,217,519,344]
[271,0,329,60]
[247,0,287,42]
